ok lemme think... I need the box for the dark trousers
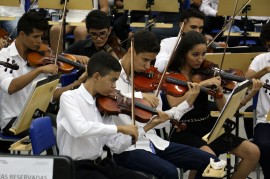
[74,157,148,179]
[114,142,219,179]
[253,123,270,179]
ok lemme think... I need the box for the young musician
[113,30,226,179]
[245,22,270,179]
[167,30,261,179]
[154,8,206,72]
[49,0,109,54]
[57,51,167,179]
[0,11,58,137]
[64,10,123,63]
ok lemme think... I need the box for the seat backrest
[29,116,57,155]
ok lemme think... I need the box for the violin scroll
[0,58,19,73]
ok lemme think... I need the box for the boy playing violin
[64,10,124,64]
[57,51,169,179]
[0,10,58,139]
[0,11,87,142]
[113,30,226,179]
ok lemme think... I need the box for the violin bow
[154,22,185,97]
[55,0,69,62]
[218,0,251,71]
[207,0,252,48]
[119,17,159,47]
[130,37,136,145]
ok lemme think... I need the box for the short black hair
[127,30,160,54]
[17,10,48,35]
[179,8,205,22]
[168,31,206,72]
[86,10,110,31]
[260,23,270,45]
[87,52,121,77]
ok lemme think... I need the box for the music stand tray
[38,0,92,10]
[9,75,60,135]
[124,0,179,12]
[0,0,20,7]
[202,80,252,144]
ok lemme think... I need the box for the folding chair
[29,116,57,155]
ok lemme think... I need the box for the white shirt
[0,1,25,17]
[155,37,177,73]
[200,0,219,17]
[0,42,47,129]
[248,52,270,124]
[57,84,133,160]
[200,0,270,21]
[114,62,193,153]
[66,0,98,22]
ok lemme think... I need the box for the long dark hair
[168,31,206,72]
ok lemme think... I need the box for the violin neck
[166,76,210,94]
[220,71,246,82]
[58,55,85,70]
[135,101,157,114]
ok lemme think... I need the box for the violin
[27,43,85,73]
[0,28,13,47]
[134,66,216,97]
[192,60,270,91]
[96,90,187,130]
[103,35,126,60]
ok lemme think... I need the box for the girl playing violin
[167,31,262,179]
[113,30,226,179]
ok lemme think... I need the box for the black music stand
[9,74,60,135]
[123,0,178,31]
[38,0,93,51]
[202,80,252,179]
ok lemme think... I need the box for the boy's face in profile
[20,28,43,51]
[95,71,120,96]
[134,52,156,73]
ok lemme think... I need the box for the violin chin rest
[202,158,226,178]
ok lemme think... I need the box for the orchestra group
[0,0,269,179]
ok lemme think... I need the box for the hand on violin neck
[186,82,200,106]
[143,111,170,132]
[117,125,138,143]
[73,55,90,66]
[199,76,221,88]
[142,93,159,108]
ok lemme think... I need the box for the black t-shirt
[64,40,98,58]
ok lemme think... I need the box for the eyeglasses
[89,33,109,40]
